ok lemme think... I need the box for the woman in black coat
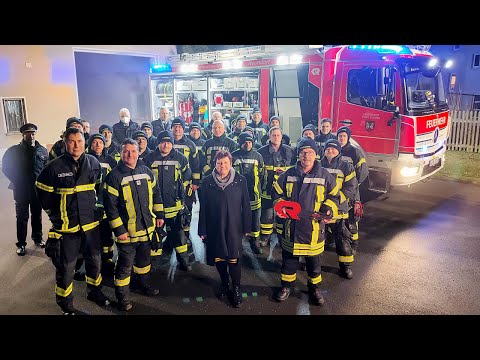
[198,150,251,308]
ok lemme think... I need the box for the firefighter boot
[248,236,263,254]
[87,289,111,307]
[217,281,230,300]
[308,286,325,306]
[339,263,353,279]
[231,285,242,308]
[177,253,193,271]
[137,273,160,296]
[275,287,291,302]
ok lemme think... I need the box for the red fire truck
[149,45,450,192]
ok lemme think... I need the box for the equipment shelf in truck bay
[149,45,451,192]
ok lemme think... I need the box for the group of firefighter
[3,104,368,314]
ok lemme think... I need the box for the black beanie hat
[66,117,83,129]
[157,130,174,145]
[88,133,106,148]
[141,122,153,131]
[132,130,148,140]
[238,131,254,146]
[189,122,201,132]
[336,126,352,141]
[297,137,319,155]
[324,139,342,153]
[302,124,317,135]
[269,115,280,125]
[99,124,113,134]
[171,116,186,130]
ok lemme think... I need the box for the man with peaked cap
[2,123,49,256]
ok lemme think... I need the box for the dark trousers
[347,208,359,252]
[328,219,354,266]
[114,241,151,301]
[260,198,274,241]
[52,227,103,310]
[247,206,261,238]
[215,258,241,287]
[99,218,114,263]
[164,214,190,265]
[15,194,43,247]
[280,249,322,289]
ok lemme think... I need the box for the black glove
[151,226,167,252]
[45,237,61,266]
[178,206,192,229]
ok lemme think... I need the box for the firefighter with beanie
[87,133,118,274]
[140,122,158,151]
[187,122,206,153]
[298,124,324,159]
[261,115,291,146]
[143,131,193,271]
[171,116,201,263]
[257,126,296,247]
[272,137,340,305]
[228,114,247,143]
[49,117,84,161]
[131,130,152,162]
[36,127,110,314]
[232,132,265,254]
[321,139,358,279]
[247,107,269,148]
[99,124,121,162]
[103,138,164,312]
[336,125,368,253]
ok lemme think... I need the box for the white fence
[447,110,480,153]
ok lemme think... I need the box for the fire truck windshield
[401,59,448,115]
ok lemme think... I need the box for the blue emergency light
[150,64,172,73]
[348,45,412,55]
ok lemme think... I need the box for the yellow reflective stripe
[356,158,366,168]
[192,173,201,180]
[273,181,283,195]
[48,231,62,239]
[308,274,322,285]
[339,255,354,263]
[329,183,339,196]
[106,184,119,197]
[314,185,323,212]
[293,240,325,250]
[123,184,136,235]
[183,180,190,188]
[133,264,151,274]
[311,220,320,245]
[35,181,54,192]
[339,190,346,203]
[345,171,356,182]
[323,199,338,219]
[55,283,73,297]
[151,249,163,256]
[153,203,164,212]
[176,244,188,253]
[55,183,95,194]
[151,177,156,188]
[261,223,274,229]
[147,178,154,217]
[228,259,237,264]
[164,201,183,216]
[109,217,123,229]
[103,246,114,253]
[261,194,272,200]
[352,233,359,240]
[281,273,297,282]
[60,194,69,231]
[286,183,293,198]
[56,225,80,233]
[202,164,210,174]
[82,221,99,232]
[114,276,130,287]
[215,258,226,262]
[86,274,102,286]
[247,231,260,237]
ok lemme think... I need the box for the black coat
[198,171,251,266]
[2,140,48,202]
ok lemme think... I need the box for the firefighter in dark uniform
[49,117,84,161]
[103,138,164,312]
[132,130,152,163]
[228,114,247,143]
[232,132,265,254]
[171,116,201,262]
[143,131,193,271]
[200,120,238,179]
[321,139,358,279]
[261,115,291,146]
[140,121,158,151]
[247,107,269,149]
[187,122,206,185]
[257,126,296,247]
[36,127,110,315]
[2,123,48,256]
[99,124,121,162]
[298,124,324,159]
[315,118,336,148]
[87,133,118,273]
[272,137,340,305]
[337,126,368,253]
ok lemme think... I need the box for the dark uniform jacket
[261,133,291,147]
[143,148,192,219]
[340,142,368,200]
[2,140,48,202]
[198,170,251,266]
[247,121,269,148]
[105,141,121,163]
[257,143,296,200]
[147,135,158,151]
[173,136,201,186]
[103,161,164,243]
[231,148,264,211]
[272,160,340,256]
[200,133,238,178]
[151,119,171,137]
[49,138,65,161]
[88,150,117,220]
[188,136,206,153]
[321,154,357,219]
[228,129,242,143]
[112,121,140,145]
[316,132,336,148]
[138,147,152,163]
[36,152,103,234]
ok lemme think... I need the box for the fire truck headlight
[400,165,420,177]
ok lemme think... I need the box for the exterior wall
[0,45,175,151]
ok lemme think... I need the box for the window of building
[1,97,27,134]
[472,54,480,69]
[449,74,457,92]
[453,45,460,51]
